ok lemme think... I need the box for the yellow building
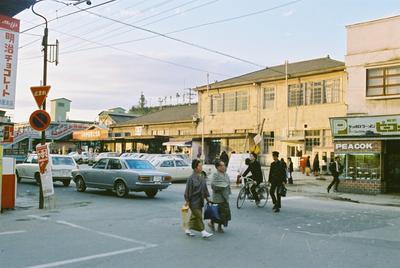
[109,105,198,154]
[196,57,347,168]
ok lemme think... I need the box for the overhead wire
[74,7,266,68]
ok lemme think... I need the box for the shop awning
[162,141,192,147]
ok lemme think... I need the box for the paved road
[1,180,400,268]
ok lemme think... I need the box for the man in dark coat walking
[327,156,343,193]
[268,151,287,213]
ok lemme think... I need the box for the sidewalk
[283,171,400,207]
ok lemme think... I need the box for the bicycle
[236,177,269,209]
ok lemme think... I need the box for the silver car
[72,157,171,198]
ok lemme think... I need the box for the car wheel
[35,173,41,185]
[75,176,86,192]
[145,189,158,198]
[115,180,129,198]
[63,180,71,187]
[16,171,21,183]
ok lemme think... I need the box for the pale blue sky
[9,0,400,122]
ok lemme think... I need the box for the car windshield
[52,157,75,166]
[125,159,155,170]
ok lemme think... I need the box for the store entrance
[385,140,400,193]
[206,139,221,164]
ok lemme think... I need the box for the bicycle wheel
[256,185,269,208]
[236,187,247,209]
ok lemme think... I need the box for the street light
[31,0,91,208]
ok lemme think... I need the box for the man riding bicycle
[241,152,263,205]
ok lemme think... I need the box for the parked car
[150,157,192,182]
[68,151,89,164]
[72,158,171,198]
[94,152,119,163]
[16,154,78,186]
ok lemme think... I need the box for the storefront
[72,125,110,152]
[331,115,400,194]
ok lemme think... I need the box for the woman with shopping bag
[208,160,231,233]
[183,159,213,238]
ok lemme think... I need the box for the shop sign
[0,15,19,109]
[331,115,400,137]
[334,141,381,153]
[73,128,108,141]
[36,143,54,197]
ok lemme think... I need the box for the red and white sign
[0,15,20,109]
[31,86,51,108]
[36,143,54,197]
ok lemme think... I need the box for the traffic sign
[29,110,51,132]
[31,86,51,108]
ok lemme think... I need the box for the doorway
[385,140,400,193]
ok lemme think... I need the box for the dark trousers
[270,183,281,208]
[250,183,260,202]
[328,174,340,191]
[288,172,293,184]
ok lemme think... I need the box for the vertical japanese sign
[0,15,20,109]
[0,144,3,205]
[36,143,54,197]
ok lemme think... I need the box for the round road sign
[29,110,51,131]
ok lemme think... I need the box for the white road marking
[28,215,157,247]
[283,196,305,200]
[25,245,156,268]
[0,230,26,236]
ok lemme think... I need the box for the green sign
[331,115,400,136]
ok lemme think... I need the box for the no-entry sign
[29,110,51,132]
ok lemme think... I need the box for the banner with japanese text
[0,15,20,109]
[36,143,54,197]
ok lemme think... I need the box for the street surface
[1,178,400,268]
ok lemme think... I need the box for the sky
[5,0,400,122]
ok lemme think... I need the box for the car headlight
[138,176,151,182]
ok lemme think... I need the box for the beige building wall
[198,70,348,164]
[346,15,400,115]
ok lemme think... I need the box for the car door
[24,155,39,179]
[175,160,192,180]
[87,158,108,187]
[157,160,176,179]
[104,159,123,188]
[17,156,32,178]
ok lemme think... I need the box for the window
[52,157,75,166]
[125,159,155,170]
[306,82,323,105]
[224,92,236,112]
[94,159,107,169]
[305,130,320,152]
[160,160,174,167]
[263,131,274,153]
[107,159,122,170]
[324,79,340,103]
[211,94,223,113]
[32,156,38,164]
[263,87,275,108]
[57,102,65,107]
[288,84,304,106]
[236,91,248,111]
[175,160,189,167]
[367,65,400,96]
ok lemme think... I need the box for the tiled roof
[114,104,198,126]
[197,57,344,90]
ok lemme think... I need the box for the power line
[20,0,118,33]
[70,0,203,51]
[77,7,266,68]
[62,0,186,52]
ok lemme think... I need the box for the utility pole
[184,88,196,105]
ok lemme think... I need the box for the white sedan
[16,154,78,187]
[151,157,192,182]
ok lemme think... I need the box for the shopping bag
[204,203,220,221]
[181,205,190,230]
[279,185,287,197]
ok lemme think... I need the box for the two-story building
[331,15,400,194]
[196,57,347,167]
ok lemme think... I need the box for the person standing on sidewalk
[287,157,294,184]
[305,156,311,176]
[184,159,213,238]
[209,160,231,233]
[327,156,343,193]
[268,151,287,213]
[313,153,320,176]
[281,158,288,183]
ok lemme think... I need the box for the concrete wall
[346,15,400,115]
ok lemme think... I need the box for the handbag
[279,185,287,197]
[204,203,220,221]
[181,205,190,230]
